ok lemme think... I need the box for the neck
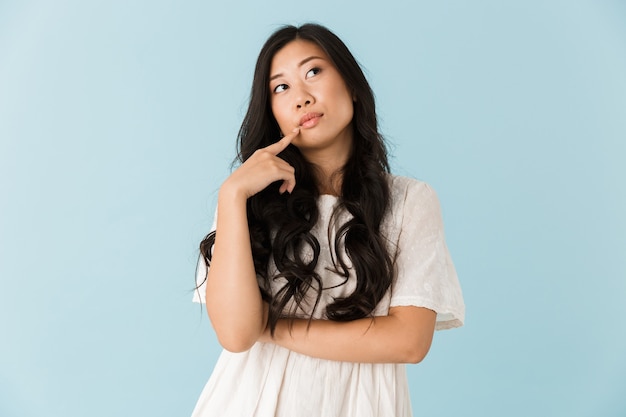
[314,167,343,196]
[300,129,353,196]
[304,147,351,196]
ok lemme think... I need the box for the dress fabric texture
[191,175,465,417]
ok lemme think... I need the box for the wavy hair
[199,23,393,334]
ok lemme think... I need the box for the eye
[306,67,321,78]
[273,84,288,93]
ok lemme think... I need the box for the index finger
[265,128,300,155]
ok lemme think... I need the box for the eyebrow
[269,56,325,81]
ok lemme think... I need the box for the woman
[192,23,464,417]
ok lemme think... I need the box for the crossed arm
[205,129,437,364]
[258,306,436,364]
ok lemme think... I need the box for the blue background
[1,0,625,416]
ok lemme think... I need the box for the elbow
[209,315,260,353]
[401,339,433,364]
[386,306,437,363]
[404,346,430,364]
[207,306,266,353]
[221,342,254,354]
[216,333,257,353]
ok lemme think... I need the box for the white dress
[191,175,465,417]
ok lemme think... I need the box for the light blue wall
[1,0,624,416]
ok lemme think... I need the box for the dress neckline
[317,194,340,209]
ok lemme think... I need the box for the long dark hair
[200,23,393,334]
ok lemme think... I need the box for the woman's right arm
[205,129,299,353]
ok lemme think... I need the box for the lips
[299,112,323,128]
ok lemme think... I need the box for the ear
[352,91,357,102]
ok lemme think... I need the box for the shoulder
[381,175,446,256]
[386,174,440,210]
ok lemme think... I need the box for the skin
[269,39,354,192]
[206,39,437,363]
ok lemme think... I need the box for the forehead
[270,39,329,74]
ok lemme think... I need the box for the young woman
[192,23,464,417]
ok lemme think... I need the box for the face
[269,39,354,159]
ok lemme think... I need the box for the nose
[296,99,311,109]
[294,83,314,109]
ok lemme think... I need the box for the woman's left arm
[259,306,436,364]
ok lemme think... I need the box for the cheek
[329,84,354,116]
[271,102,290,127]
[337,93,354,121]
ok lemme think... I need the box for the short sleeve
[390,180,465,330]
[192,209,217,304]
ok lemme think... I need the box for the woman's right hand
[206,129,299,352]
[221,128,300,200]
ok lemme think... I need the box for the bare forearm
[205,188,266,352]
[263,307,436,364]
[203,130,299,352]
